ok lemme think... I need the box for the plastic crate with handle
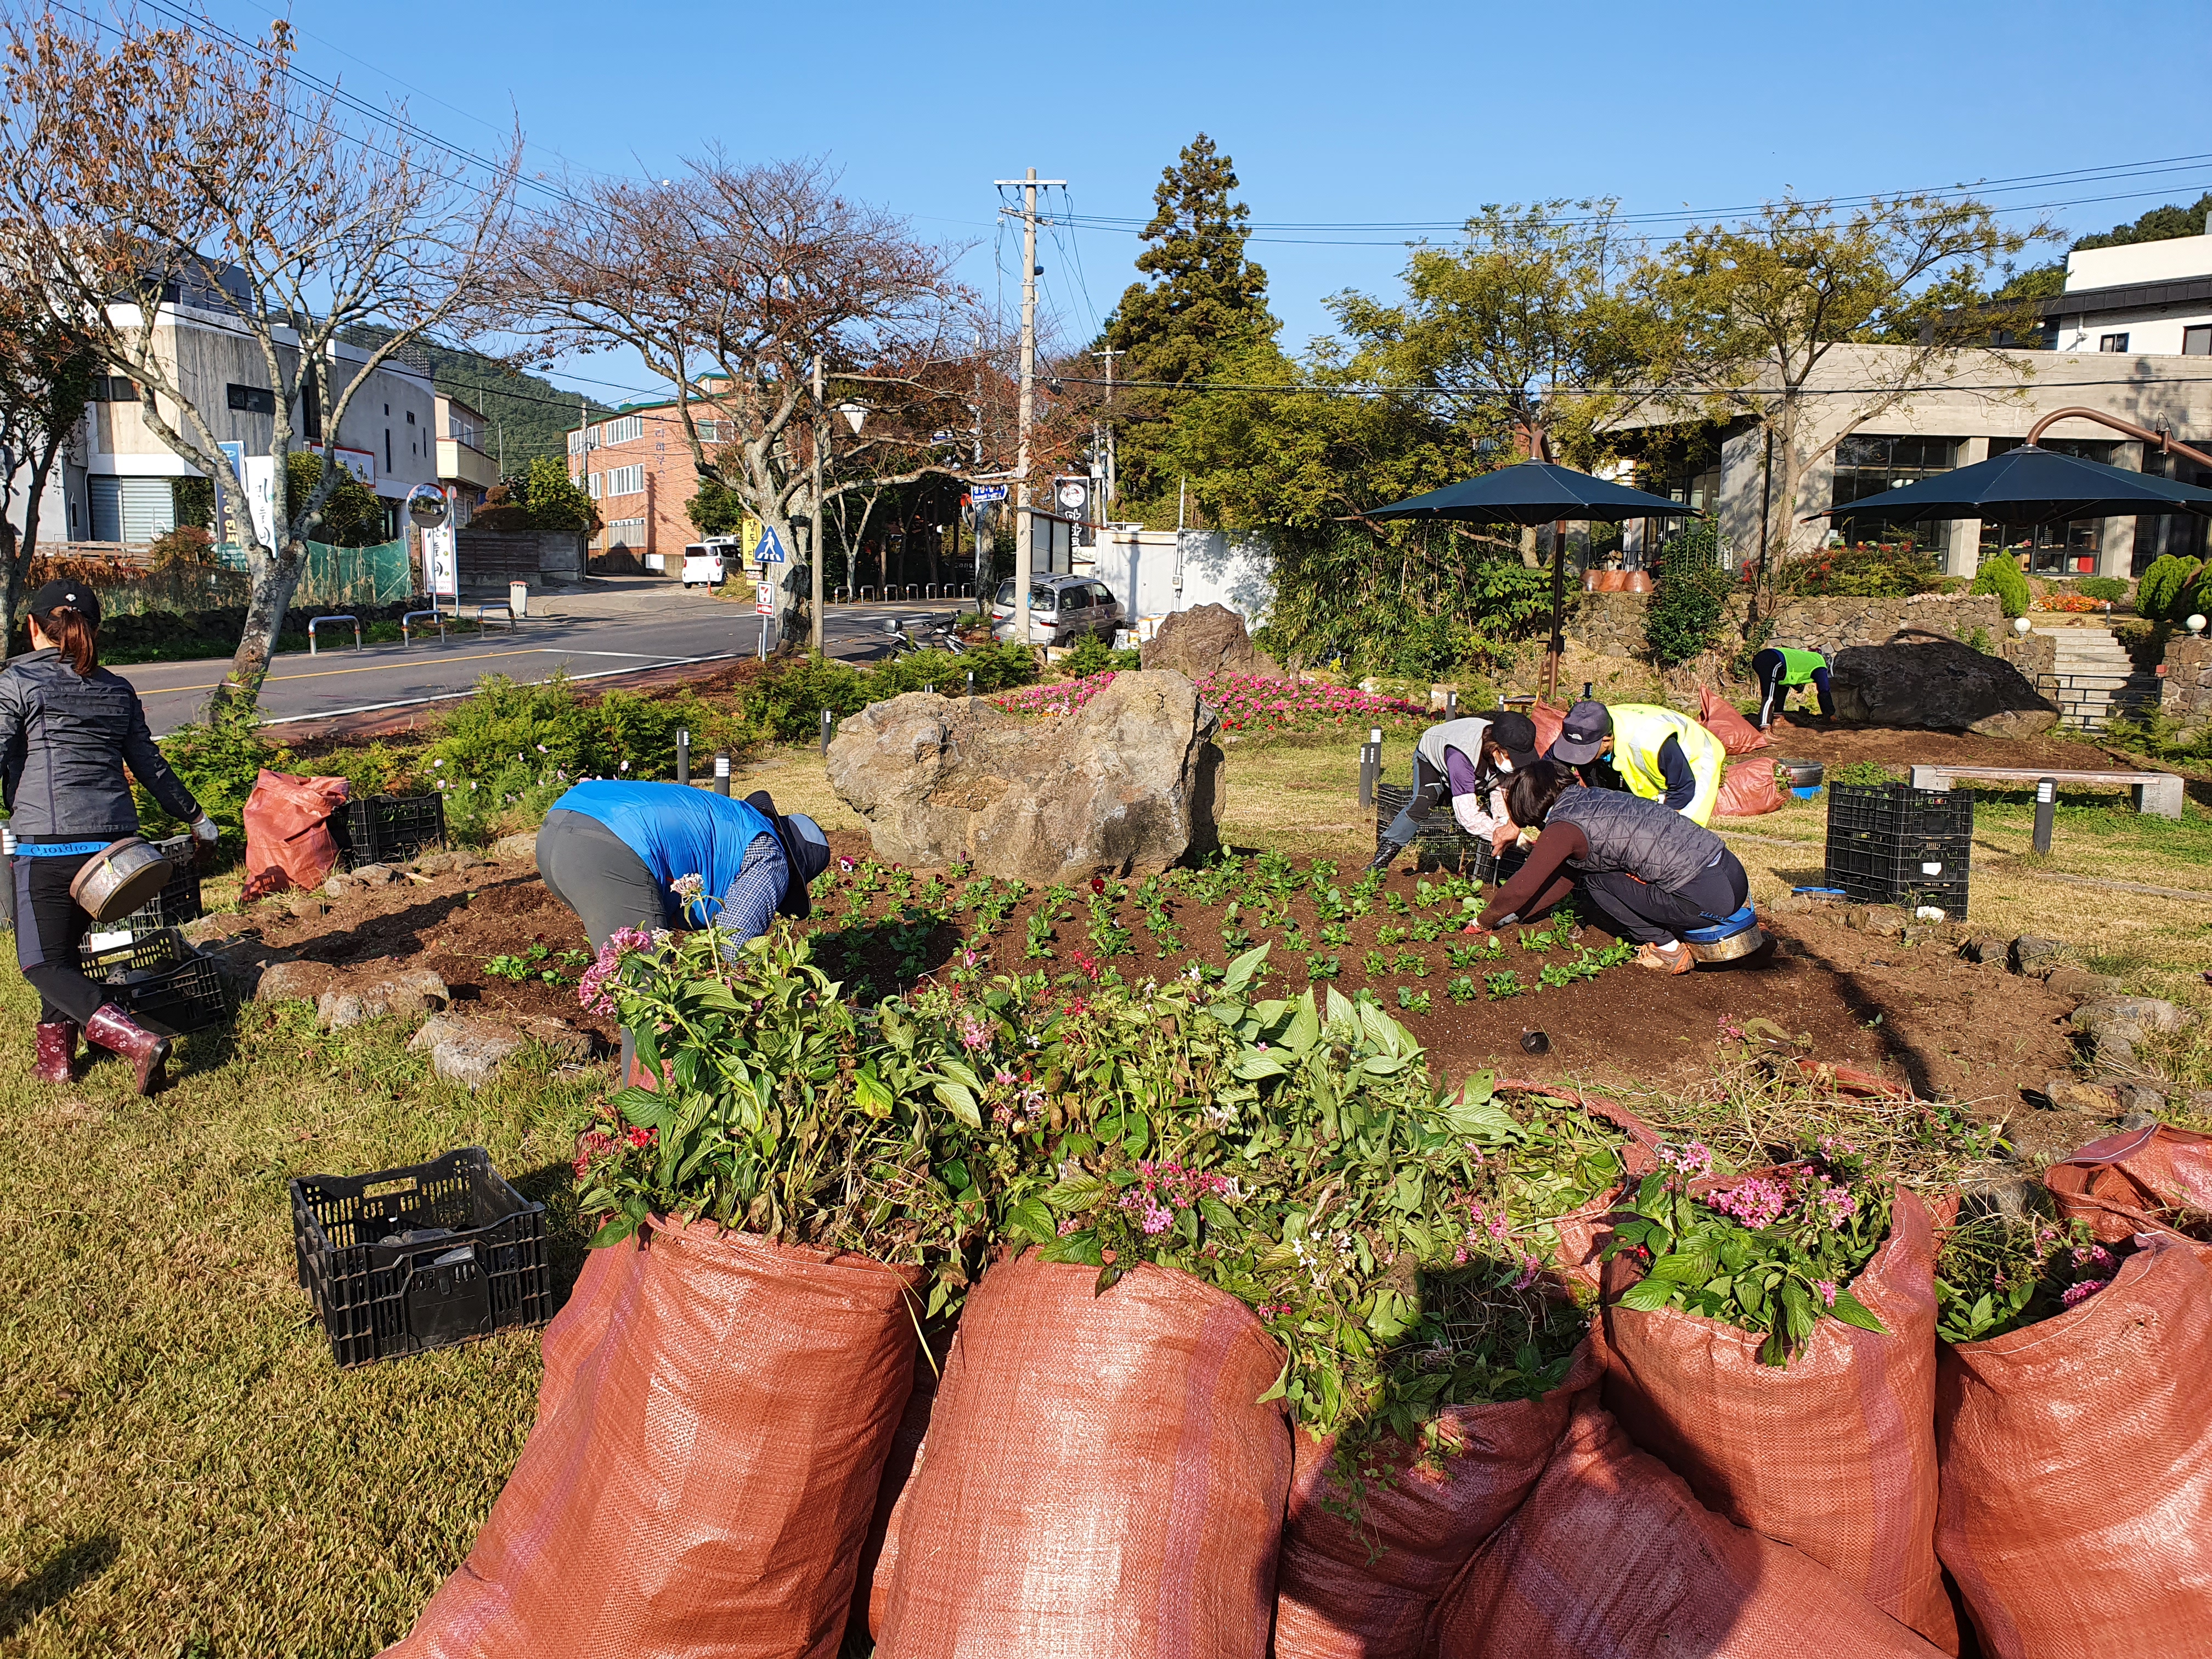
[77,925,233,1034]
[1374,781,1499,881]
[290,1147,550,1368]
[117,834,202,938]
[1822,782,1972,919]
[334,793,447,868]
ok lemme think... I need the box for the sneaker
[1636,941,1694,975]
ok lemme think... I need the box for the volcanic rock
[826,670,1224,883]
[1139,603,1277,679]
[1830,637,2058,737]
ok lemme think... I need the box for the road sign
[755,581,775,616]
[424,526,458,599]
[752,524,788,564]
[968,484,1008,504]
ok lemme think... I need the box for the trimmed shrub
[2139,554,2204,623]
[1971,554,2032,618]
[2073,575,2129,603]
[1644,521,1731,667]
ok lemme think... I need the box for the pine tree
[1102,135,1279,512]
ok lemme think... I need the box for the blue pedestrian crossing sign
[752,525,788,565]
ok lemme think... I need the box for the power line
[1046,369,2212,399]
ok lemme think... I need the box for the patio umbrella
[1815,444,2212,527]
[1369,461,1702,699]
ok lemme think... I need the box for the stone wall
[2163,634,2212,727]
[1558,590,2005,661]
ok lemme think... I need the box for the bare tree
[0,293,97,651]
[1637,194,2052,612]
[507,152,977,648]
[0,9,517,709]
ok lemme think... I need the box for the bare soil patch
[1761,714,2127,775]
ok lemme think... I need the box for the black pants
[15,851,108,1024]
[537,810,666,950]
[1753,648,1834,726]
[1381,753,1451,850]
[1579,851,1749,947]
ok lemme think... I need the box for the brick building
[567,398,738,574]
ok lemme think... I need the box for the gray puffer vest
[0,650,201,839]
[1547,785,1724,893]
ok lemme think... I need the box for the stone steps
[2030,627,2159,730]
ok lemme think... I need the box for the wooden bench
[1907,765,2185,819]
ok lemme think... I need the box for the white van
[681,542,730,589]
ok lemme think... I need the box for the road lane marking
[134,646,603,697]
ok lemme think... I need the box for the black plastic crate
[291,1148,550,1369]
[78,926,233,1034]
[119,834,202,938]
[1375,782,1499,881]
[1824,783,1973,918]
[79,923,191,979]
[335,793,447,868]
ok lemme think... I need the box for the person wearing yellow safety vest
[1547,699,1725,827]
[1752,646,1835,730]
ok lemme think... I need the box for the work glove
[190,814,221,869]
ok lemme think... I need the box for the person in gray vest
[1367,711,1539,876]
[1473,758,1750,975]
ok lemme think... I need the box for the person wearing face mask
[1366,711,1540,876]
[0,581,219,1092]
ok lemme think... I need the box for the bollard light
[2013,616,2032,635]
[2189,614,2208,634]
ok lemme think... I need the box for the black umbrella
[1369,461,1696,526]
[1815,444,2212,527]
[1369,461,1702,699]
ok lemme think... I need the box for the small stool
[1683,903,1767,963]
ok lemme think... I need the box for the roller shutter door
[88,476,177,544]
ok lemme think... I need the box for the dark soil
[207,824,2083,1144]
[1761,713,2129,774]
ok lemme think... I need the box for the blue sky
[227,0,2208,400]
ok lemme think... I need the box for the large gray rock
[1831,637,2059,737]
[826,669,1224,883]
[316,969,452,1031]
[408,1012,526,1091]
[1139,603,1277,680]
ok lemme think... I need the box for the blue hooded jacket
[549,781,782,928]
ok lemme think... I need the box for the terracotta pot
[1622,572,1653,595]
[1582,571,1605,594]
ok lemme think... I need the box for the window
[694,420,727,443]
[606,516,647,546]
[1088,582,1116,609]
[602,414,645,444]
[568,428,587,455]
[90,375,138,403]
[607,463,645,496]
[89,476,177,543]
[225,383,275,415]
[1828,434,1959,554]
[585,472,602,499]
[405,409,416,425]
[1058,584,1090,610]
[2099,333,2129,353]
[2185,325,2211,357]
[300,363,322,443]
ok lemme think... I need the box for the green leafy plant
[1645,520,1733,667]
[2073,574,2128,603]
[1604,1142,1890,1365]
[1305,952,1341,980]
[1446,974,1478,1004]
[1785,540,1942,599]
[1396,985,1432,1014]
[1971,553,2032,619]
[1935,1195,2130,1344]
[1485,969,1525,1000]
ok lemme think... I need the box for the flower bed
[990,670,1427,734]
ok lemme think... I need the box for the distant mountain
[348,328,614,471]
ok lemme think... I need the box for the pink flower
[2071,1244,2115,1273]
[2062,1278,2109,1308]
[1815,1279,1837,1307]
[624,1125,655,1150]
[1660,1140,1716,1178]
[1708,1175,1793,1231]
[958,1014,991,1051]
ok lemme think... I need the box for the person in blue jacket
[535,781,830,953]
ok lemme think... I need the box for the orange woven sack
[1699,686,1772,755]
[1600,1187,1958,1651]
[1528,701,1567,759]
[847,1331,949,1646]
[1936,1235,2212,1658]
[2044,1124,2212,1246]
[876,1251,1292,1659]
[1274,1340,1599,1659]
[1431,1400,1947,1657]
[1716,757,1785,817]
[383,1218,922,1659]
[532,1231,629,1428]
[242,769,349,895]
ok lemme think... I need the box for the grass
[0,990,596,1656]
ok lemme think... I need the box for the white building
[2041,231,2212,358]
[4,269,438,555]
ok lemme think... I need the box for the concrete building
[1616,341,2212,583]
[435,392,500,527]
[7,269,441,556]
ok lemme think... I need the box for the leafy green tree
[1104,134,1278,509]
[686,474,748,537]
[285,452,385,546]
[2072,192,2212,252]
[521,456,601,534]
[2137,554,2203,623]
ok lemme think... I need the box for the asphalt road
[123,578,986,736]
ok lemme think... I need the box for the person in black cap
[1367,711,1539,876]
[0,579,220,1091]
[535,778,831,953]
[1545,698,1725,826]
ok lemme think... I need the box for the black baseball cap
[1549,700,1613,767]
[29,580,99,629]
[1489,712,1539,769]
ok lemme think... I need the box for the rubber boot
[33,1020,78,1084]
[84,1003,173,1096]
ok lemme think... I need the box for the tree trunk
[218,540,306,712]
[5,428,69,660]
[1519,525,1542,568]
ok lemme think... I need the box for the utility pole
[810,352,825,652]
[996,167,1064,643]
[1089,345,1123,504]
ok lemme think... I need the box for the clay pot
[1622,572,1654,595]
